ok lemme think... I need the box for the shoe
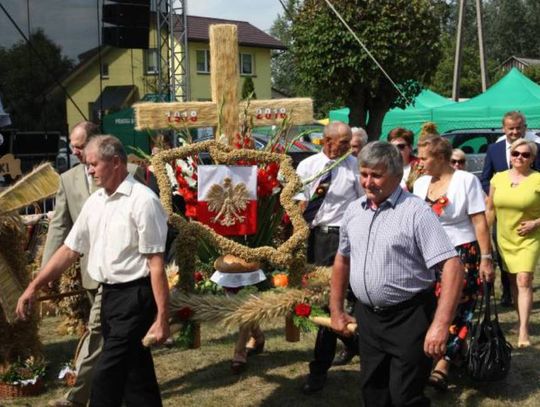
[47,399,83,407]
[518,340,531,348]
[246,341,265,357]
[231,360,246,374]
[427,370,448,392]
[332,349,356,366]
[500,292,513,307]
[302,374,326,395]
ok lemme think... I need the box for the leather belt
[314,225,340,234]
[364,288,433,315]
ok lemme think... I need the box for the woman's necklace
[509,168,530,188]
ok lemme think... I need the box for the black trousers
[307,226,339,266]
[355,293,436,407]
[90,278,162,407]
[307,227,358,376]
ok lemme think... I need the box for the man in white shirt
[296,122,363,393]
[42,122,147,407]
[17,135,170,406]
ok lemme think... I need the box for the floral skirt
[434,241,481,362]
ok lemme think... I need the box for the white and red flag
[197,165,258,236]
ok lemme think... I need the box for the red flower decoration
[431,196,450,217]
[294,303,312,318]
[194,271,203,283]
[177,306,193,321]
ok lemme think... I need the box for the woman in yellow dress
[486,139,540,347]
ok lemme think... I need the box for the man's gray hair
[351,127,368,147]
[86,135,127,164]
[358,141,403,179]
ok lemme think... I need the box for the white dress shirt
[65,174,168,284]
[295,152,363,227]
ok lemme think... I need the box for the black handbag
[467,281,512,381]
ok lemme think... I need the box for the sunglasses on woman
[450,159,465,165]
[511,151,531,159]
[394,143,408,150]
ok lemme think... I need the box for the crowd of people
[12,109,540,406]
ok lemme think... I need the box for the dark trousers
[307,226,357,376]
[355,293,436,407]
[90,278,162,407]
[307,226,339,266]
[309,324,358,376]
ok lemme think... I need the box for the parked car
[441,128,503,177]
[189,131,319,168]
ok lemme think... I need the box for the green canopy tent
[329,107,350,124]
[380,89,455,139]
[431,68,540,132]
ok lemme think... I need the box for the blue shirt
[338,186,457,307]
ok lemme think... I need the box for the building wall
[188,42,273,101]
[64,37,274,131]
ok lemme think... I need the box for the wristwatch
[480,253,493,260]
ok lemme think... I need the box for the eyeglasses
[450,159,465,165]
[394,143,408,150]
[511,151,531,159]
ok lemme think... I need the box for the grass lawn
[2,272,540,406]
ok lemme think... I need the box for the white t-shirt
[65,174,168,284]
[413,170,485,247]
[295,152,363,227]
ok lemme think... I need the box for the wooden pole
[476,0,488,92]
[452,0,466,101]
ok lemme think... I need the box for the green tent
[431,68,540,132]
[102,108,151,153]
[329,107,350,124]
[380,89,455,139]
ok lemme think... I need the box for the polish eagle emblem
[205,177,250,226]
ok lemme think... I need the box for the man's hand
[16,286,37,321]
[424,321,448,359]
[145,317,170,346]
[330,310,355,337]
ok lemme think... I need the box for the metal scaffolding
[154,0,190,101]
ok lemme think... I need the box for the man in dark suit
[480,111,540,307]
[44,122,146,407]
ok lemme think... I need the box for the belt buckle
[372,306,384,314]
[319,225,329,233]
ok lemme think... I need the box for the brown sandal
[428,369,448,392]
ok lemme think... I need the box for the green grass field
[2,273,540,407]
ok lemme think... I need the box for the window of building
[240,53,254,75]
[101,63,109,78]
[196,49,210,73]
[144,49,159,75]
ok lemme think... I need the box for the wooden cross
[134,24,314,145]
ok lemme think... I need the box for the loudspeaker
[103,27,149,49]
[102,0,150,49]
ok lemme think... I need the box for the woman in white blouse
[413,135,494,391]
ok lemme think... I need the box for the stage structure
[154,0,190,102]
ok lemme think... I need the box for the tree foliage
[241,77,256,99]
[270,0,301,97]
[428,0,540,96]
[0,29,73,132]
[291,0,443,138]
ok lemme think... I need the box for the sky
[0,0,285,61]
